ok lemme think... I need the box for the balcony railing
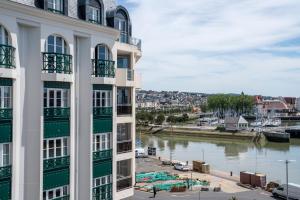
[93,183,113,200]
[92,59,115,78]
[0,108,13,120]
[117,105,132,115]
[48,8,64,15]
[93,107,113,117]
[42,52,72,74]
[52,196,70,200]
[0,165,12,180]
[117,141,132,154]
[127,69,134,81]
[93,149,112,161]
[43,156,70,171]
[0,44,15,69]
[129,37,142,51]
[117,176,132,191]
[44,107,70,119]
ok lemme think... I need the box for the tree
[155,113,165,125]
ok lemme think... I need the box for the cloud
[122,0,300,96]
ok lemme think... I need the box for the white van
[135,148,147,158]
[272,183,300,200]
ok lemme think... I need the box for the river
[138,134,300,185]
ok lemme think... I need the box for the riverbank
[140,126,259,141]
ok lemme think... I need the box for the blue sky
[118,0,300,97]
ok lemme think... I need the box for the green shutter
[93,160,112,178]
[43,168,70,190]
[0,122,12,143]
[0,180,11,200]
[93,85,112,90]
[93,117,112,134]
[44,81,70,89]
[0,78,13,86]
[44,119,70,138]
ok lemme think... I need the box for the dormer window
[116,12,128,43]
[89,6,101,24]
[48,0,64,14]
[0,26,10,45]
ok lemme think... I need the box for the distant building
[225,116,248,131]
[296,98,300,111]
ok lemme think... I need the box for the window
[47,35,67,54]
[117,124,131,142]
[48,0,64,13]
[93,133,111,152]
[43,185,69,200]
[93,90,112,107]
[44,88,69,108]
[117,159,131,179]
[0,86,12,108]
[0,143,11,167]
[93,175,112,187]
[93,175,112,200]
[117,56,129,68]
[116,15,128,43]
[43,137,69,159]
[95,45,111,60]
[89,7,101,24]
[0,25,10,45]
[117,88,131,105]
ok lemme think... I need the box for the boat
[263,130,290,143]
[263,118,281,127]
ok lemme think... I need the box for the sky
[117,0,300,97]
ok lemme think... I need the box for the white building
[225,116,249,131]
[296,98,300,112]
[0,0,141,199]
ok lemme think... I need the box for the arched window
[0,25,10,45]
[116,10,128,43]
[46,35,68,54]
[95,44,111,60]
[43,35,71,74]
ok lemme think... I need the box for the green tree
[155,113,165,125]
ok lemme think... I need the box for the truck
[272,183,300,200]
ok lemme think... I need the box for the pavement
[132,190,275,200]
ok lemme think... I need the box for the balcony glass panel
[44,108,70,119]
[0,165,11,180]
[92,59,115,78]
[93,149,112,162]
[93,183,112,200]
[43,156,70,172]
[0,108,12,121]
[0,44,15,69]
[93,107,112,117]
[42,53,72,74]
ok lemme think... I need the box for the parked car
[174,162,190,171]
[135,148,148,158]
[272,183,300,200]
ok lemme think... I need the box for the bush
[216,126,226,132]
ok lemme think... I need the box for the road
[131,190,275,200]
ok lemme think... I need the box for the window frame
[89,6,101,24]
[0,86,12,109]
[43,137,69,160]
[93,90,112,108]
[46,35,67,54]
[0,143,12,167]
[48,0,64,13]
[43,185,69,200]
[93,133,112,152]
[44,88,70,108]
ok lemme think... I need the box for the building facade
[0,0,141,199]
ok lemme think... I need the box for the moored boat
[263,130,290,143]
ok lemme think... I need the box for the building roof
[225,116,248,124]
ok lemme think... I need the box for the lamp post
[278,159,296,200]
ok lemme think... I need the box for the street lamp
[278,159,296,200]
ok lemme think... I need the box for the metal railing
[117,141,132,154]
[93,149,112,161]
[0,108,13,120]
[42,52,72,74]
[129,37,142,51]
[117,176,132,191]
[48,8,64,15]
[0,165,12,180]
[127,69,134,81]
[52,196,70,200]
[117,105,132,115]
[93,107,113,117]
[43,156,70,171]
[44,107,70,119]
[93,183,113,200]
[0,44,15,68]
[92,59,115,78]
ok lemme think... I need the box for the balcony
[92,59,115,78]
[42,52,72,74]
[93,107,112,117]
[44,108,70,119]
[93,149,112,162]
[52,196,70,200]
[117,177,132,191]
[0,165,12,180]
[93,183,112,200]
[129,37,142,51]
[117,105,132,115]
[0,108,13,120]
[117,141,132,154]
[0,44,15,69]
[43,156,70,172]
